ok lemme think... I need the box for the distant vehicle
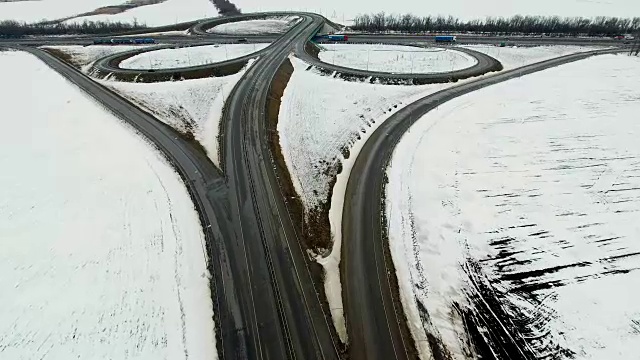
[92,38,155,45]
[133,38,155,44]
[93,38,111,45]
[111,38,134,45]
[435,35,457,43]
[236,38,248,43]
[326,34,348,41]
[614,35,625,40]
[624,34,635,40]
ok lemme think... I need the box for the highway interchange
[2,12,630,360]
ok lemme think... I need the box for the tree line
[211,0,241,16]
[0,20,147,37]
[351,13,640,36]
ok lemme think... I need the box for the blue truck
[434,35,456,43]
[312,34,349,42]
[92,38,155,45]
[326,34,348,41]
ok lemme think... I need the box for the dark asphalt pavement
[221,14,341,360]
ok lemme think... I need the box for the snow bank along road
[3,11,630,360]
[386,54,640,360]
[16,46,252,359]
[0,50,216,360]
[343,47,625,360]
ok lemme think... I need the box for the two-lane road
[222,13,342,360]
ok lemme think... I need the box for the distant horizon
[236,0,640,22]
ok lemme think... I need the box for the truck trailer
[434,35,456,43]
[326,34,349,41]
[92,38,155,45]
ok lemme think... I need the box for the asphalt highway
[221,13,341,359]
[0,32,624,47]
[2,12,630,360]
[342,47,624,360]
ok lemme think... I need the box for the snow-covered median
[459,44,607,69]
[103,64,249,167]
[0,50,217,360]
[318,44,477,73]
[209,16,301,35]
[278,56,454,342]
[386,54,640,359]
[120,43,269,69]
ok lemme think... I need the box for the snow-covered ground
[231,0,638,22]
[318,44,477,73]
[103,65,249,167]
[0,0,119,23]
[0,50,217,359]
[460,44,607,69]
[208,16,301,35]
[64,0,217,27]
[42,44,152,72]
[386,54,640,359]
[278,55,454,341]
[120,43,269,69]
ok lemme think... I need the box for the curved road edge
[298,43,503,84]
[221,13,343,360]
[342,48,625,360]
[17,46,254,359]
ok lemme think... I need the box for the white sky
[237,0,640,20]
[1,0,637,24]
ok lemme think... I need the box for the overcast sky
[238,0,640,19]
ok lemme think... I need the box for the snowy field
[64,0,218,27]
[386,54,640,360]
[318,44,477,73]
[208,16,300,35]
[460,44,607,69]
[232,0,638,22]
[42,45,153,72]
[120,43,269,69]
[0,0,118,23]
[103,66,248,167]
[0,50,216,359]
[278,55,453,341]
[0,0,217,24]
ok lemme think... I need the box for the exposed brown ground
[266,58,347,355]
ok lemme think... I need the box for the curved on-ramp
[299,43,502,84]
[342,48,625,360]
[89,42,268,81]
